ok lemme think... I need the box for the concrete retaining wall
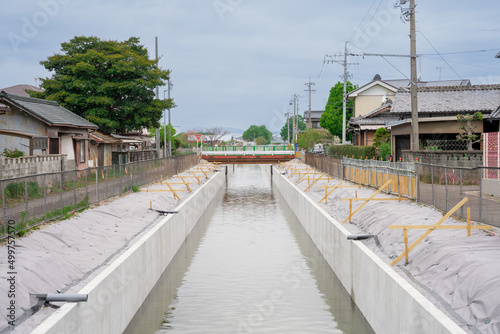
[483,178,500,197]
[32,167,226,334]
[272,167,466,334]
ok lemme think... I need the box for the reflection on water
[124,165,373,334]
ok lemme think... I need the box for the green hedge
[329,145,376,159]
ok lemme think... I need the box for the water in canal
[124,164,374,333]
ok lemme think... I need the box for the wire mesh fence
[305,152,500,228]
[416,162,500,227]
[0,154,198,239]
[424,139,468,151]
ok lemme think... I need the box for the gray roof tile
[391,85,500,114]
[0,92,98,129]
[490,106,500,120]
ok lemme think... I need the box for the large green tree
[29,36,173,134]
[280,115,306,143]
[242,125,272,144]
[319,81,356,141]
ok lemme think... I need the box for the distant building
[303,110,324,129]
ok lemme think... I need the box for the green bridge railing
[202,145,294,152]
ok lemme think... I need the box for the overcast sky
[1,0,500,133]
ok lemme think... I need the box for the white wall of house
[60,135,75,160]
[352,85,396,118]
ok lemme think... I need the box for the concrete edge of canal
[31,166,228,334]
[270,165,466,334]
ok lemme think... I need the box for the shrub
[379,142,391,159]
[329,145,376,159]
[1,148,25,158]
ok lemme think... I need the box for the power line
[348,0,378,43]
[417,26,498,108]
[358,0,384,39]
[417,27,464,80]
[380,56,411,81]
[419,48,500,56]
[423,56,500,71]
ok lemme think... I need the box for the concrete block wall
[32,167,226,334]
[0,155,65,180]
[272,168,466,334]
[403,150,482,167]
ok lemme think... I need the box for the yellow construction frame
[389,199,493,266]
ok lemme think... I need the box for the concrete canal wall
[32,167,227,334]
[271,166,466,334]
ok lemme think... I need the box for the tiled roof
[348,78,470,97]
[0,84,43,97]
[391,85,500,114]
[0,92,98,129]
[349,114,401,126]
[490,106,500,120]
[90,131,121,143]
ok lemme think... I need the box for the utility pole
[285,112,290,144]
[290,95,298,149]
[305,78,316,129]
[325,41,358,144]
[167,79,173,157]
[155,37,159,100]
[409,0,419,151]
[163,90,167,158]
[293,94,299,147]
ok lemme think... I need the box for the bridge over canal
[201,145,296,164]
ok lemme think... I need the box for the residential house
[347,75,471,146]
[0,91,98,170]
[89,131,121,167]
[303,110,324,129]
[349,85,500,160]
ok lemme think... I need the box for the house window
[80,141,86,163]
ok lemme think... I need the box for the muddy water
[124,164,373,334]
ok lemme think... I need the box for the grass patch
[9,195,90,237]
[123,184,140,193]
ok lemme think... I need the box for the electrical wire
[417,28,465,81]
[419,48,500,56]
[380,56,411,82]
[422,56,500,71]
[417,26,499,108]
[348,0,378,43]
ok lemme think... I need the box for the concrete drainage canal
[123,164,374,333]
